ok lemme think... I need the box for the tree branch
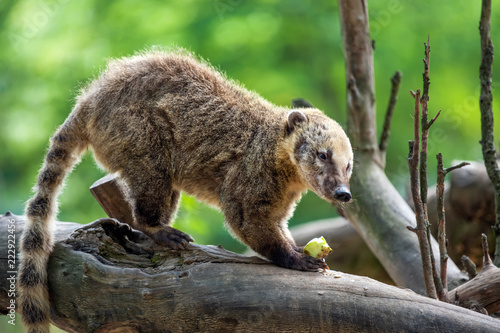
[419,41,445,302]
[436,154,469,302]
[436,153,449,301]
[338,0,466,295]
[449,235,500,315]
[428,109,441,129]
[2,213,499,331]
[408,88,437,299]
[479,0,500,266]
[338,0,377,155]
[378,71,402,162]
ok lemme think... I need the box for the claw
[273,251,328,272]
[148,226,194,249]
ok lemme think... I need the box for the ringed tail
[18,109,87,333]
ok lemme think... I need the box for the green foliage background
[0,1,499,330]
[2,0,500,249]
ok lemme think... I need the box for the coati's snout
[317,172,352,204]
[333,185,351,202]
[287,109,354,204]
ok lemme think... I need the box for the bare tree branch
[419,41,430,220]
[338,0,466,294]
[418,41,445,301]
[338,0,377,155]
[428,109,441,129]
[408,88,437,299]
[2,214,500,331]
[436,153,449,301]
[449,235,500,315]
[436,154,469,302]
[479,0,500,266]
[379,71,402,162]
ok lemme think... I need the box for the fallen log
[1,213,498,332]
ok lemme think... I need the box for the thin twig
[428,227,445,301]
[479,0,500,266]
[379,71,402,154]
[428,109,441,129]
[444,162,470,174]
[436,153,449,300]
[421,35,431,101]
[415,40,441,300]
[408,88,437,299]
[420,40,431,216]
[436,154,469,302]
[418,41,440,299]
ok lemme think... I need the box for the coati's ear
[287,110,308,132]
[291,98,315,109]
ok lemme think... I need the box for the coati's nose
[334,186,351,202]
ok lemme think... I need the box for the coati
[18,48,353,333]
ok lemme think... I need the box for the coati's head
[286,109,354,203]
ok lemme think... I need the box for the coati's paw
[274,251,328,272]
[149,226,194,250]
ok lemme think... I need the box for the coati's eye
[347,162,351,172]
[317,152,327,161]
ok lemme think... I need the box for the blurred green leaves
[3,2,500,332]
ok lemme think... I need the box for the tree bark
[1,214,499,332]
[337,0,466,294]
[478,0,500,266]
[448,236,500,315]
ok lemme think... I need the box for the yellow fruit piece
[303,236,332,260]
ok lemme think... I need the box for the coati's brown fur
[18,48,353,333]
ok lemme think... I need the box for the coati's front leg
[121,171,194,249]
[279,222,306,254]
[222,201,326,271]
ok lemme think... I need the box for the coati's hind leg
[120,171,194,249]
